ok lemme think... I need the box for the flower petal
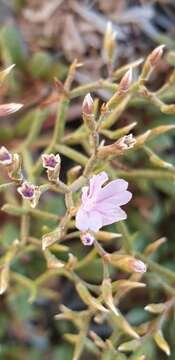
[100,207,127,227]
[97,179,129,201]
[88,171,108,198]
[97,190,132,207]
[75,207,89,232]
[75,208,103,232]
[87,211,103,232]
[82,186,89,204]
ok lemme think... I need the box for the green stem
[33,97,69,175]
[56,144,88,166]
[113,169,175,181]
[116,222,133,254]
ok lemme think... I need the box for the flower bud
[108,254,147,273]
[0,146,13,166]
[82,93,94,117]
[139,45,165,84]
[42,153,61,182]
[17,181,41,208]
[148,45,165,67]
[0,103,23,117]
[144,237,166,255]
[118,68,132,96]
[103,22,116,65]
[80,231,95,246]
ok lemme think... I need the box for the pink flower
[75,171,132,233]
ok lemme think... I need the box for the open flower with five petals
[75,171,132,233]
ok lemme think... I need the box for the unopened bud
[0,146,13,166]
[118,68,132,96]
[82,93,94,117]
[139,45,165,84]
[144,237,167,256]
[0,103,23,117]
[80,231,95,246]
[103,22,116,64]
[42,153,61,182]
[108,254,147,273]
[17,181,41,208]
[148,45,165,67]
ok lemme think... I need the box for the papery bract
[76,171,132,233]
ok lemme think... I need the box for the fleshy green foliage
[1,23,175,360]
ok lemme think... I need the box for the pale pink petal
[87,211,103,232]
[101,207,127,227]
[82,186,89,204]
[76,208,102,232]
[97,179,129,202]
[97,190,132,207]
[88,171,108,198]
[75,207,89,232]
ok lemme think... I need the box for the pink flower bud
[0,146,13,165]
[118,68,132,95]
[82,93,94,116]
[149,45,165,67]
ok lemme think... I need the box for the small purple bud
[81,231,95,246]
[0,146,13,165]
[42,153,61,170]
